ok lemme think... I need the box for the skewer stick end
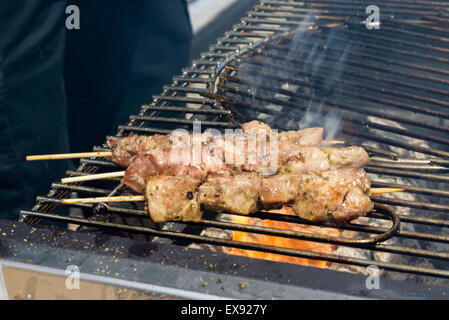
[370,188,404,195]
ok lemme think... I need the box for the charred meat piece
[198,173,262,215]
[261,168,373,223]
[144,176,202,223]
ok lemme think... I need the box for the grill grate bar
[372,197,449,213]
[151,95,215,105]
[140,106,230,115]
[258,0,449,10]
[117,126,173,135]
[369,162,449,173]
[129,115,235,128]
[366,167,449,184]
[50,183,112,196]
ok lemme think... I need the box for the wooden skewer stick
[322,140,346,145]
[62,188,404,205]
[370,188,404,194]
[62,195,145,204]
[26,151,113,161]
[61,171,125,184]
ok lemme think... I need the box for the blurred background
[187,0,259,59]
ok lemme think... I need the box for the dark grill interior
[20,0,449,284]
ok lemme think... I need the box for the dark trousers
[0,0,192,219]
[0,0,70,219]
[65,0,192,152]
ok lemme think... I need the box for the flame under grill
[20,0,449,284]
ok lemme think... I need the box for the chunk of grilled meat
[106,121,324,168]
[198,173,262,215]
[241,120,272,135]
[279,146,370,174]
[278,127,324,146]
[123,145,229,194]
[260,168,373,223]
[122,154,159,194]
[144,176,202,223]
[107,134,170,167]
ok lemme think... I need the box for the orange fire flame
[230,206,340,268]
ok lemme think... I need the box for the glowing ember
[230,206,341,268]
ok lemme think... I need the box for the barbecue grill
[4,0,449,299]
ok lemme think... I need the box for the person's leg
[0,0,69,219]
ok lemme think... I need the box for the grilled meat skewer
[144,168,373,224]
[106,120,325,167]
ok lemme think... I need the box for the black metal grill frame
[19,0,449,284]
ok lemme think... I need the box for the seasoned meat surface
[330,187,374,222]
[241,120,272,135]
[261,168,372,222]
[260,174,301,208]
[122,154,159,194]
[279,127,324,146]
[280,146,370,174]
[145,176,202,223]
[107,134,170,167]
[198,173,262,215]
[323,146,371,168]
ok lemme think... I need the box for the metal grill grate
[20,0,449,282]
